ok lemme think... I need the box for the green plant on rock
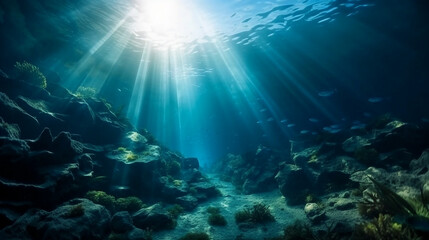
[179,232,210,240]
[167,204,184,219]
[85,190,116,211]
[352,214,420,240]
[126,152,139,162]
[14,61,47,88]
[65,204,84,218]
[75,86,96,99]
[115,196,145,212]
[116,147,127,152]
[235,203,275,224]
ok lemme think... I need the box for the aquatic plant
[167,204,184,219]
[358,190,386,218]
[85,191,116,211]
[207,206,221,215]
[13,61,47,89]
[126,152,139,162]
[235,203,275,223]
[116,147,127,152]
[115,196,144,212]
[352,214,419,240]
[354,148,379,166]
[75,86,96,99]
[179,232,210,240]
[282,220,314,240]
[208,213,227,226]
[65,204,84,218]
[173,179,182,187]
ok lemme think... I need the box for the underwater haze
[1,0,429,239]
[1,0,428,165]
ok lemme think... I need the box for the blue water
[1,0,428,165]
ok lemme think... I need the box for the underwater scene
[1,0,429,239]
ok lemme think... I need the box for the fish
[280,119,288,124]
[256,120,263,124]
[318,89,336,97]
[267,117,274,122]
[259,108,267,112]
[287,123,296,128]
[368,97,384,103]
[308,118,319,123]
[300,130,309,134]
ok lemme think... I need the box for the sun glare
[132,0,210,47]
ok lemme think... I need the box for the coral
[167,204,184,219]
[75,86,96,99]
[208,213,227,226]
[354,148,379,166]
[235,203,275,224]
[85,191,116,211]
[115,197,144,212]
[14,61,47,88]
[179,232,210,240]
[352,214,420,240]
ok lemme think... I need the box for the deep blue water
[1,0,428,165]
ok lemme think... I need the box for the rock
[175,195,198,210]
[342,136,370,153]
[159,177,188,199]
[304,203,326,224]
[127,227,147,240]
[123,131,147,152]
[190,182,219,201]
[182,157,199,169]
[316,171,357,194]
[333,198,356,210]
[52,131,84,161]
[410,149,429,172]
[0,117,20,139]
[242,170,278,194]
[378,148,414,168]
[111,211,134,233]
[0,92,40,138]
[133,204,174,231]
[77,154,93,173]
[292,146,319,167]
[275,164,313,205]
[0,198,111,240]
[28,127,53,151]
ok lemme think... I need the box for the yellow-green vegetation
[126,152,139,162]
[352,214,419,240]
[65,204,84,218]
[116,147,127,152]
[167,204,184,219]
[308,154,318,163]
[75,86,96,99]
[354,147,379,165]
[85,191,144,213]
[115,197,145,212]
[85,191,116,211]
[14,61,47,88]
[173,179,182,187]
[178,232,210,240]
[235,203,275,224]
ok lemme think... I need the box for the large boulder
[132,204,174,231]
[0,198,111,240]
[275,164,314,205]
